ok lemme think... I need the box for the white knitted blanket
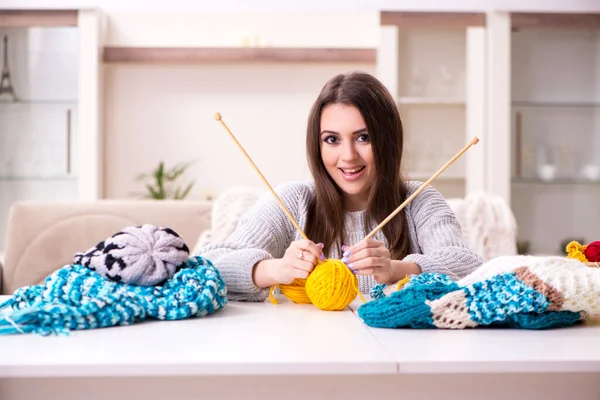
[446,191,518,261]
[193,186,265,254]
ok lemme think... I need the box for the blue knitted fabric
[358,256,594,330]
[0,256,227,336]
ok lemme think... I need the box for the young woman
[196,71,483,301]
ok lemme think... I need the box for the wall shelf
[511,12,600,30]
[0,10,102,252]
[506,13,600,256]
[0,10,78,28]
[380,11,485,28]
[102,47,377,64]
[377,10,485,199]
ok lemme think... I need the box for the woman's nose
[341,143,358,161]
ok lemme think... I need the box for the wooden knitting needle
[364,136,479,240]
[214,112,309,240]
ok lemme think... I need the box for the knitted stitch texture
[358,255,599,329]
[0,256,227,336]
[195,180,484,302]
[445,191,518,261]
[74,224,190,286]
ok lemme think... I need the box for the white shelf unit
[488,11,600,256]
[0,10,104,251]
[376,12,487,199]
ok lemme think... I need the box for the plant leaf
[180,180,195,199]
[146,184,163,199]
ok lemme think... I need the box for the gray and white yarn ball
[73,224,190,286]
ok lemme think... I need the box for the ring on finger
[297,250,304,260]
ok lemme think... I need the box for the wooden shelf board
[0,10,78,28]
[511,12,600,29]
[103,47,377,64]
[380,11,485,28]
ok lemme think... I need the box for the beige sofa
[0,187,518,295]
[0,200,212,295]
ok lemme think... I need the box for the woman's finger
[346,256,388,271]
[296,239,325,262]
[292,267,310,280]
[293,258,317,272]
[344,247,388,266]
[293,247,319,267]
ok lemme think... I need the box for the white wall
[104,62,376,200]
[105,13,379,48]
[100,12,377,200]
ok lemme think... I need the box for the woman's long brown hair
[304,71,410,259]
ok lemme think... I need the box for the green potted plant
[135,161,195,200]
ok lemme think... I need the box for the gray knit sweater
[195,181,483,301]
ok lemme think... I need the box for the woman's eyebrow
[320,128,367,135]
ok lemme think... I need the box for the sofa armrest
[1,200,213,295]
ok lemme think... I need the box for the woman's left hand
[341,239,394,284]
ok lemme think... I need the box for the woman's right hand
[279,239,325,283]
[253,240,325,287]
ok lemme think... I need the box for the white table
[1,295,600,400]
[349,299,600,400]
[349,299,600,374]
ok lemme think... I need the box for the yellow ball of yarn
[305,259,359,311]
[277,278,311,304]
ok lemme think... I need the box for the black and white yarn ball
[73,224,190,286]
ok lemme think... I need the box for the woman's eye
[324,136,338,144]
[357,134,370,142]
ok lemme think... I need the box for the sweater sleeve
[194,182,306,302]
[402,184,484,280]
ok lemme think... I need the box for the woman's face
[319,103,374,211]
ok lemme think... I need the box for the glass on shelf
[432,65,455,98]
[511,97,599,183]
[405,65,460,99]
[408,66,428,97]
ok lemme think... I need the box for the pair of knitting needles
[214,112,478,243]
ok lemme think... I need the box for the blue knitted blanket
[358,255,600,330]
[0,256,227,336]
